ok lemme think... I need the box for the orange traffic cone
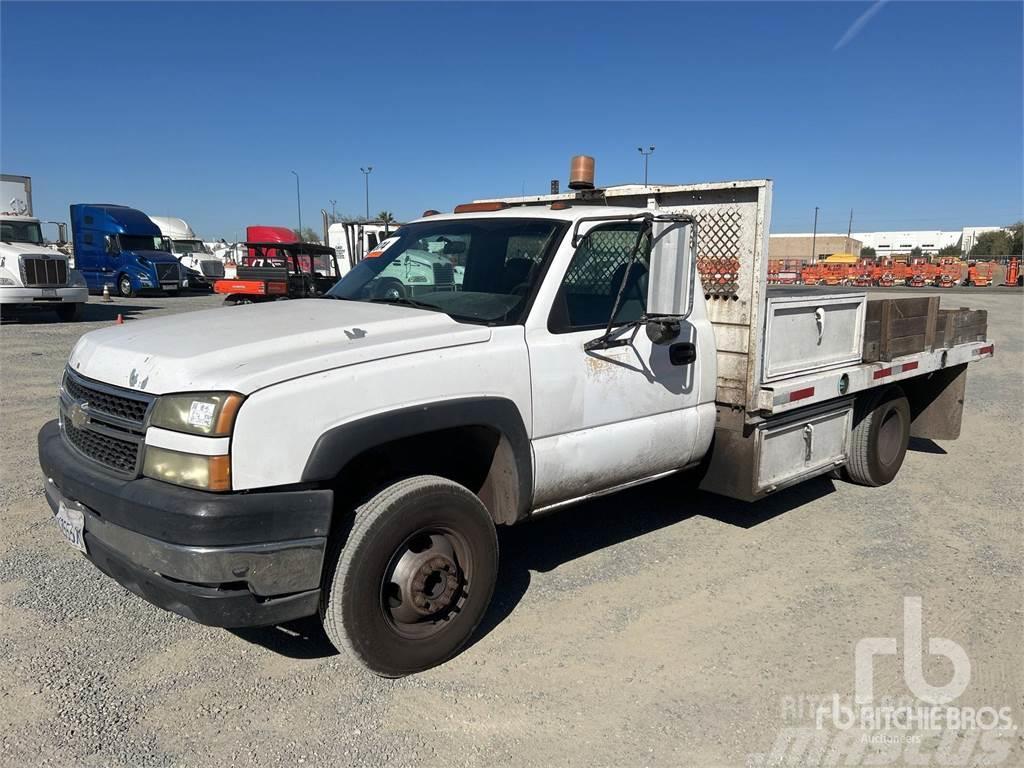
[115,314,124,325]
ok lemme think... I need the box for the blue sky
[2,2,1021,239]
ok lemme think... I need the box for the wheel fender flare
[301,397,532,521]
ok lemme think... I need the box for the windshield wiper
[368,296,445,313]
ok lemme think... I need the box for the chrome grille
[63,420,139,475]
[432,263,455,288]
[62,372,150,422]
[156,262,180,283]
[200,260,225,278]
[20,256,68,287]
[59,369,154,476]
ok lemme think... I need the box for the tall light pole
[637,145,655,186]
[329,199,337,220]
[360,166,373,221]
[811,206,820,263]
[291,170,302,236]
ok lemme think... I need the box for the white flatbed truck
[38,167,992,676]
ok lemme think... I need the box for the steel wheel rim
[379,525,472,640]
[878,407,903,466]
[120,277,131,295]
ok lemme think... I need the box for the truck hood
[0,241,67,261]
[130,249,180,263]
[68,299,492,395]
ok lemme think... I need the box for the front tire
[118,274,135,298]
[320,475,498,677]
[845,389,911,486]
[56,303,82,322]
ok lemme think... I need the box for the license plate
[41,288,57,297]
[55,501,87,554]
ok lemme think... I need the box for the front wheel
[320,475,498,677]
[56,303,82,322]
[118,274,135,298]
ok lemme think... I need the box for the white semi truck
[149,216,226,289]
[38,163,992,677]
[1,173,88,320]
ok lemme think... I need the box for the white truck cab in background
[1,173,87,321]
[149,216,226,285]
[38,162,993,677]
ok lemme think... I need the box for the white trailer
[1,174,87,320]
[39,163,992,677]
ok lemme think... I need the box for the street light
[360,166,373,221]
[637,145,655,186]
[291,170,302,236]
[811,206,820,263]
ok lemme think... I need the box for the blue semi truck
[70,204,185,296]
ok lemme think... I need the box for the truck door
[69,207,112,292]
[525,220,715,508]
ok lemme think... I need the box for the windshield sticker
[366,237,399,259]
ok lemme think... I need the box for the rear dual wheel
[845,389,911,486]
[320,475,498,677]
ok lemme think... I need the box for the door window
[549,222,650,332]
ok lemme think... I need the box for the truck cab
[0,214,88,320]
[149,216,226,289]
[70,204,185,297]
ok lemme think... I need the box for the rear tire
[845,389,911,486]
[320,475,498,677]
[56,303,82,322]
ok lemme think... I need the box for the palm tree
[377,210,395,226]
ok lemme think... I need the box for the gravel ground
[1,290,1021,767]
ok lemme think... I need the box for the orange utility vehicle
[213,241,340,304]
[1003,257,1022,286]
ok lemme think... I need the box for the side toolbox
[699,400,854,502]
[762,290,866,383]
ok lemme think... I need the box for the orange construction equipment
[768,258,803,284]
[935,257,963,288]
[966,261,994,287]
[1003,257,1022,287]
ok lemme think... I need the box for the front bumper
[38,420,333,628]
[0,285,88,304]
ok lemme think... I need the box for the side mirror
[646,218,696,345]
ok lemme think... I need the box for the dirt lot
[1,290,1021,768]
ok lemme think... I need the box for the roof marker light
[453,202,510,214]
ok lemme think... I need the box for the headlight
[0,277,14,286]
[150,392,243,436]
[69,269,87,288]
[143,447,231,491]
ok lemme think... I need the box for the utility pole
[847,208,854,257]
[811,206,819,262]
[329,199,337,221]
[637,145,655,186]
[360,166,373,221]
[291,171,302,236]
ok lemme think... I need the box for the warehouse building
[768,233,862,263]
[853,226,1004,256]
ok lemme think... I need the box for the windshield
[326,217,567,325]
[119,234,169,252]
[0,220,44,245]
[171,239,209,255]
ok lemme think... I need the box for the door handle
[669,341,696,366]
